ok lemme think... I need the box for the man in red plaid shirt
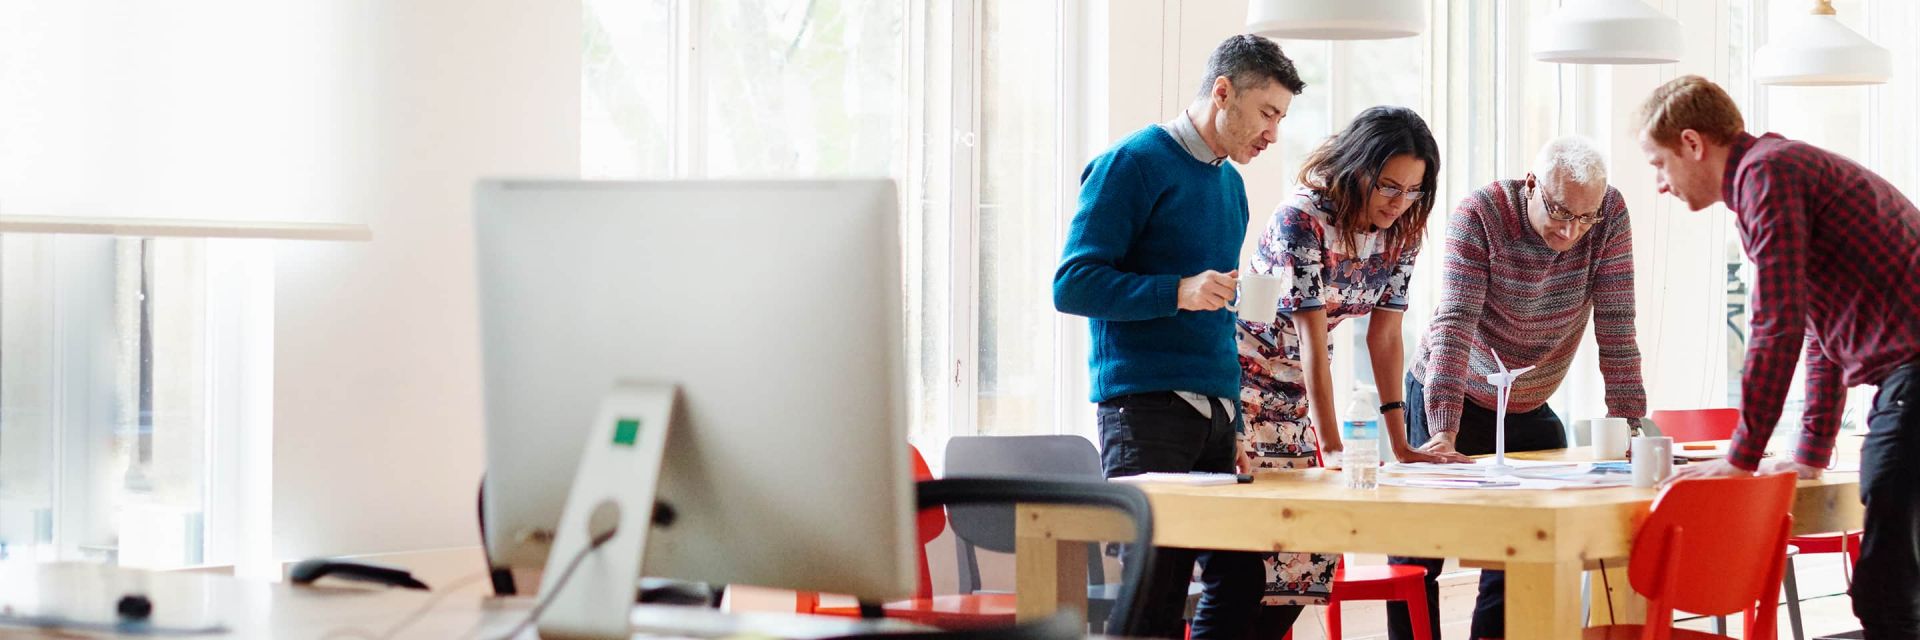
[1637,75,1920,637]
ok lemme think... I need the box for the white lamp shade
[1531,0,1684,65]
[1246,0,1425,40]
[1754,14,1891,86]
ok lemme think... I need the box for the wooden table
[1014,440,1864,639]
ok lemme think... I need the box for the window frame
[596,0,1090,455]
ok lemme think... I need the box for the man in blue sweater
[1054,34,1304,640]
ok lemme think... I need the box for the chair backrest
[915,478,1156,639]
[910,445,944,545]
[1628,473,1795,621]
[943,436,1102,554]
[908,445,942,600]
[1649,409,1739,443]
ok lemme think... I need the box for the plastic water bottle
[1342,387,1381,489]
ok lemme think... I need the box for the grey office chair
[886,477,1157,640]
[943,435,1197,633]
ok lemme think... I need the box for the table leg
[1014,535,1087,623]
[1587,561,1647,626]
[1506,559,1585,639]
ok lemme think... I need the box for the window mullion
[1053,0,1084,439]
[672,0,703,178]
[949,0,982,438]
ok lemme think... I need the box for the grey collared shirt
[1158,110,1227,167]
[1156,111,1232,422]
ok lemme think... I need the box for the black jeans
[1387,374,1566,640]
[1098,392,1271,639]
[1855,361,1920,638]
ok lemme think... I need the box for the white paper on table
[1381,473,1630,490]
[1109,472,1238,486]
[1386,459,1583,476]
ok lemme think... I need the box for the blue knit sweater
[1053,125,1249,402]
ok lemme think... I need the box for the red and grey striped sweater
[1411,179,1647,434]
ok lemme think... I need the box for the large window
[583,0,1920,451]
[582,1,1072,457]
[0,235,239,569]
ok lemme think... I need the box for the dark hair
[1197,35,1305,98]
[1296,106,1440,261]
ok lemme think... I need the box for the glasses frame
[1525,173,1604,226]
[1372,183,1427,202]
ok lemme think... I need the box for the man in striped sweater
[1386,136,1650,640]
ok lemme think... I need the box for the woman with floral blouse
[1236,105,1464,630]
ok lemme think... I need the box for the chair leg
[1404,595,1432,640]
[1327,599,1341,640]
[1783,558,1805,640]
[1713,616,1728,635]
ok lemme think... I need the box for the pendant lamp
[1753,0,1890,86]
[1246,0,1425,40]
[1531,0,1684,65]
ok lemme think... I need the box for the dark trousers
[1387,374,1566,640]
[1856,361,1920,638]
[1098,392,1272,639]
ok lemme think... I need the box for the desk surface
[1035,443,1860,561]
[1014,439,1866,640]
[0,562,915,639]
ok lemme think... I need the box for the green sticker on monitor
[613,418,641,446]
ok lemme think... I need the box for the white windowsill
[0,215,372,241]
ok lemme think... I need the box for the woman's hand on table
[1319,444,1343,470]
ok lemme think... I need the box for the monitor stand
[537,382,677,640]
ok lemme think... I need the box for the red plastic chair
[1652,408,1859,631]
[1269,560,1430,640]
[1326,559,1431,640]
[1652,408,1856,639]
[1649,408,1740,443]
[1584,473,1796,640]
[797,444,1017,629]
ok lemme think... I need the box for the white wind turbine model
[1483,349,1536,478]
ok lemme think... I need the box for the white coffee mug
[1632,436,1674,488]
[1232,273,1288,324]
[1572,418,1595,447]
[1592,417,1631,460]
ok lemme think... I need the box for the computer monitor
[474,179,916,605]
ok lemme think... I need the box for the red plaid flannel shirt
[1723,132,1920,470]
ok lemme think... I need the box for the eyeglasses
[1373,184,1426,201]
[1526,174,1604,226]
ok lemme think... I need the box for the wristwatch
[1379,401,1406,414]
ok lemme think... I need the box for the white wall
[0,0,581,563]
[269,1,580,559]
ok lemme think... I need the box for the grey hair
[1534,135,1607,188]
